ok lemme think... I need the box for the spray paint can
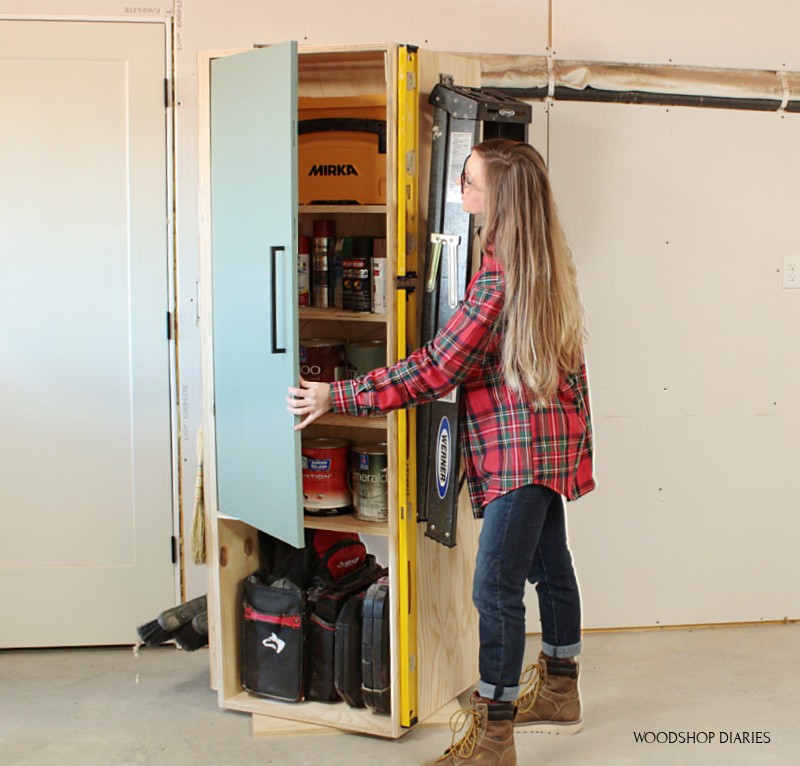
[371,237,387,314]
[312,220,335,308]
[298,235,311,307]
[344,236,373,312]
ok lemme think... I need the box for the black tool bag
[258,529,368,589]
[305,559,387,702]
[362,577,391,714]
[305,611,338,702]
[240,575,306,702]
[334,592,365,707]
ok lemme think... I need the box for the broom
[189,426,206,565]
[137,595,208,646]
[174,611,209,651]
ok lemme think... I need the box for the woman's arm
[286,267,504,429]
[333,268,504,415]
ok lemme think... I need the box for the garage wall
[2,0,798,626]
[552,0,800,70]
[548,101,800,627]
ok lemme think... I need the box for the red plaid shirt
[330,256,595,517]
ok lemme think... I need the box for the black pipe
[492,85,800,113]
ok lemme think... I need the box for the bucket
[299,338,346,382]
[350,443,389,522]
[345,340,386,379]
[302,438,353,516]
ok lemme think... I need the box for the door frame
[0,14,183,603]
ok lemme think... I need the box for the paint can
[302,437,353,516]
[345,339,387,379]
[350,443,389,523]
[299,338,347,382]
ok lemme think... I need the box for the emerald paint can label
[350,443,388,522]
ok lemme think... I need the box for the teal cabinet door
[210,42,303,547]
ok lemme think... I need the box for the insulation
[475,54,800,110]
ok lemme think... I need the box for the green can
[345,340,386,379]
[350,443,388,522]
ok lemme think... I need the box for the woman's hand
[286,377,333,430]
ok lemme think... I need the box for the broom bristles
[137,618,173,647]
[190,427,206,565]
[174,613,208,652]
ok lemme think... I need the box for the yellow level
[396,44,419,729]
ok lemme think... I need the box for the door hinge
[164,78,174,109]
[170,535,178,564]
[166,311,173,340]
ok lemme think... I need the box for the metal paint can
[350,443,389,522]
[299,338,347,382]
[345,340,387,379]
[302,437,353,516]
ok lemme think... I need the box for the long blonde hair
[474,139,585,404]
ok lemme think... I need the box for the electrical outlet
[782,256,800,289]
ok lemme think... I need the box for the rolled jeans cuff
[477,680,519,703]
[542,639,582,659]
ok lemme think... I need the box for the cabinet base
[241,693,465,739]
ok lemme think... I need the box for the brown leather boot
[514,652,582,734]
[421,692,517,766]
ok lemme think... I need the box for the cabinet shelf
[314,412,386,428]
[299,204,387,214]
[299,307,387,323]
[304,512,389,536]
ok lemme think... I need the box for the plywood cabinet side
[412,50,483,724]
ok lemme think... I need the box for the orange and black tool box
[298,94,387,205]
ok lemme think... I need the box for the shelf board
[314,412,386,428]
[216,509,387,536]
[304,512,389,536]
[299,204,387,214]
[224,690,397,738]
[299,307,387,323]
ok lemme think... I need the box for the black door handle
[270,245,286,354]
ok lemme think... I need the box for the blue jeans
[473,484,582,702]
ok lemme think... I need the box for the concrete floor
[1,623,798,766]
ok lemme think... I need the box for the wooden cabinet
[199,41,482,739]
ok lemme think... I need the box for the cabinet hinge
[170,535,178,564]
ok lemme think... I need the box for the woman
[287,139,595,766]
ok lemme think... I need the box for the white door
[0,20,175,646]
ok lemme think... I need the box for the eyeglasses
[460,154,482,194]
